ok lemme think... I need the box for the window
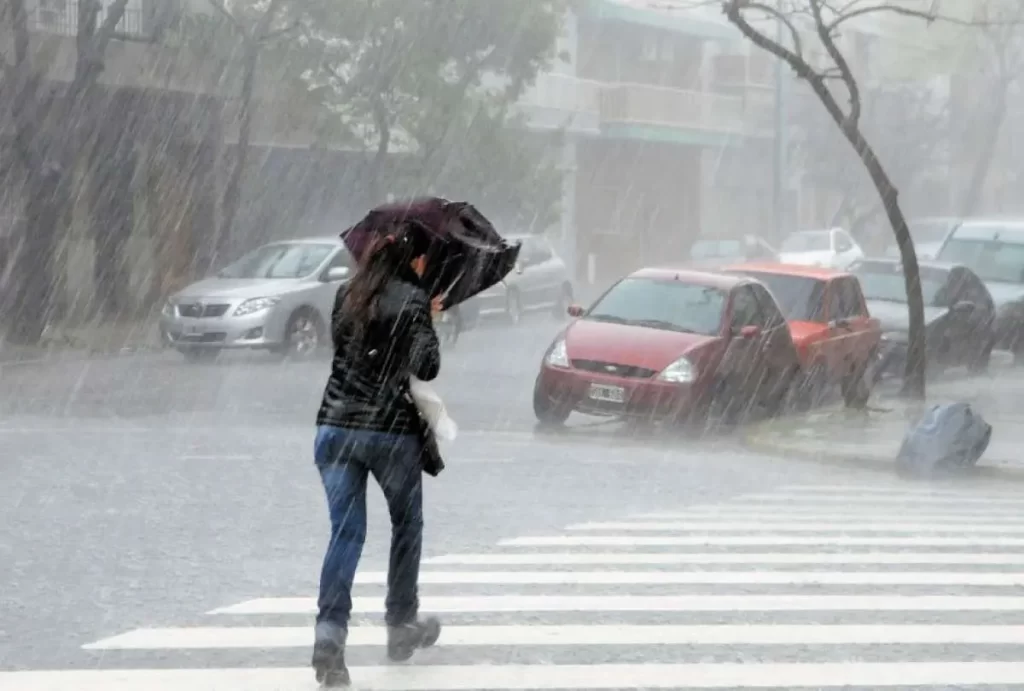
[749,283,786,328]
[938,237,1024,284]
[587,278,726,336]
[830,278,865,319]
[216,242,336,280]
[834,231,854,253]
[324,248,354,272]
[529,237,553,264]
[690,239,742,260]
[730,287,760,328]
[781,231,831,253]
[737,272,826,322]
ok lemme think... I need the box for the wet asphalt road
[3,314,1024,689]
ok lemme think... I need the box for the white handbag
[408,376,458,442]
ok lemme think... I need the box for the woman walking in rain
[312,221,442,687]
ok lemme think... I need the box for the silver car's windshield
[217,243,336,279]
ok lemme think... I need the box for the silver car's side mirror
[324,266,350,282]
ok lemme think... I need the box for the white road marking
[209,594,1024,616]
[728,493,1023,504]
[568,521,1024,533]
[82,624,1024,650]
[500,534,1024,547]
[423,551,1024,566]
[9,662,1024,689]
[634,511,1024,521]
[352,570,1024,586]
[771,484,1024,497]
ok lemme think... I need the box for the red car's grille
[571,359,658,379]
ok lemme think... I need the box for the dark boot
[312,622,350,687]
[386,616,442,662]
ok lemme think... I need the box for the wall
[573,138,700,290]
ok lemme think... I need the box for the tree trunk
[7,165,63,344]
[366,96,392,206]
[841,124,926,398]
[221,38,259,250]
[959,89,1007,217]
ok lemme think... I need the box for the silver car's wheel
[283,310,323,360]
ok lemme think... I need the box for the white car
[778,228,863,269]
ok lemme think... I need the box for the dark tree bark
[724,0,928,398]
[3,0,133,344]
[216,0,287,256]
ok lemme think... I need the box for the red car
[722,262,881,407]
[532,267,803,426]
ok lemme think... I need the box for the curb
[743,421,1024,484]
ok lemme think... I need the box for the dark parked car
[851,258,995,378]
[934,218,1024,363]
[462,233,573,327]
[532,267,802,427]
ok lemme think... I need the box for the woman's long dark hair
[341,222,432,333]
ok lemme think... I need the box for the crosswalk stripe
[500,534,1024,546]
[635,511,1024,521]
[423,551,1024,566]
[774,484,1024,497]
[568,521,1024,533]
[725,493,1023,504]
[352,570,1024,586]
[210,594,1024,616]
[82,624,1024,650]
[9,662,1024,689]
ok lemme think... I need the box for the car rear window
[737,271,826,322]
[690,239,741,260]
[587,278,726,336]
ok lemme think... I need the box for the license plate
[588,384,625,403]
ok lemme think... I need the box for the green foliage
[292,0,569,225]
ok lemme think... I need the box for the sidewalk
[0,321,162,365]
[744,368,1024,480]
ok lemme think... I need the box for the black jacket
[316,268,441,435]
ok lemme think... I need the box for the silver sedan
[159,237,353,362]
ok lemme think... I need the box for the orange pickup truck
[723,262,881,408]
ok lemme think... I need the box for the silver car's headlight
[658,356,696,383]
[233,297,280,316]
[545,338,570,368]
[161,300,174,317]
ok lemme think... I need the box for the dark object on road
[853,258,996,380]
[896,402,992,478]
[341,197,521,310]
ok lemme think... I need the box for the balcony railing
[34,2,146,38]
[518,73,600,115]
[599,82,746,133]
[520,73,774,137]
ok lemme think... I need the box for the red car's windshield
[586,278,725,335]
[740,271,826,322]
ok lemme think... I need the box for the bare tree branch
[809,0,859,124]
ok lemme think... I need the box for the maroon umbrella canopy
[341,197,521,310]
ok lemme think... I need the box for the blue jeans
[314,426,424,632]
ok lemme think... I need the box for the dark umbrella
[341,197,521,310]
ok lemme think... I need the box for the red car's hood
[565,318,715,371]
[788,320,828,344]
